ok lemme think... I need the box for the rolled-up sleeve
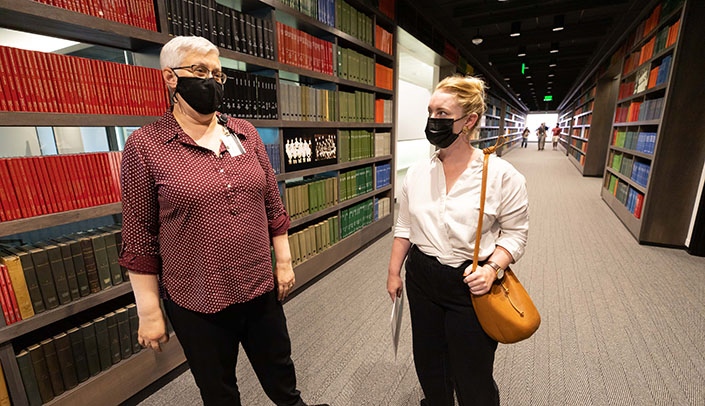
[118,134,161,274]
[496,170,529,262]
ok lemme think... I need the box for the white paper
[390,293,404,358]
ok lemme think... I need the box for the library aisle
[131,147,705,406]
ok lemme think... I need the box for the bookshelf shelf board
[0,202,122,238]
[601,187,642,239]
[605,167,648,194]
[0,112,161,128]
[278,121,393,129]
[291,214,393,289]
[622,45,676,80]
[613,120,660,127]
[572,124,591,128]
[572,136,589,142]
[609,146,653,160]
[616,84,668,104]
[574,111,593,119]
[276,156,392,181]
[0,0,169,50]
[570,145,586,155]
[0,282,133,344]
[45,333,185,406]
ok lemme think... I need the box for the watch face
[497,268,505,280]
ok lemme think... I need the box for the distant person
[552,123,561,150]
[536,122,548,150]
[521,127,530,148]
[387,74,529,406]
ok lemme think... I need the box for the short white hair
[160,36,219,70]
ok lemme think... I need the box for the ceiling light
[548,72,555,77]
[550,42,559,53]
[510,22,521,37]
[549,58,557,67]
[553,15,565,31]
[504,77,511,81]
[517,45,526,57]
[526,75,532,79]
[472,29,483,45]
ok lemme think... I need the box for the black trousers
[405,245,499,406]
[164,290,304,406]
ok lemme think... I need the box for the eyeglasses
[171,64,228,84]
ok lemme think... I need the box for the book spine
[39,338,64,398]
[15,349,43,406]
[53,332,79,390]
[67,326,90,383]
[80,321,102,377]
[93,316,112,371]
[28,343,54,403]
[115,307,133,359]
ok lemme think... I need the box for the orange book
[647,66,659,88]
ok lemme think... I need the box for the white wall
[525,112,559,141]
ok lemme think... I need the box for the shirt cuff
[118,252,161,274]
[269,212,290,237]
[496,238,525,263]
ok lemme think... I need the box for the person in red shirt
[552,123,562,150]
[119,36,328,406]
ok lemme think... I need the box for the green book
[97,228,123,286]
[36,242,71,305]
[16,349,43,406]
[74,233,101,294]
[27,343,54,403]
[39,338,64,397]
[115,307,133,359]
[105,311,122,365]
[52,239,80,301]
[55,237,90,297]
[89,233,112,290]
[126,303,141,354]
[80,321,101,377]
[53,332,78,390]
[25,246,59,310]
[93,316,112,371]
[67,326,90,383]
[2,246,45,314]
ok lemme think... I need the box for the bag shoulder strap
[468,136,508,275]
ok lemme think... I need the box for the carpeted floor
[131,146,705,406]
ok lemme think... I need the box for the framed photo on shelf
[284,132,337,172]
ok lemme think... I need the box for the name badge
[221,133,246,157]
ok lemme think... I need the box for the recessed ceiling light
[472,29,483,45]
[517,45,526,57]
[511,22,521,37]
[553,15,565,31]
[550,42,559,53]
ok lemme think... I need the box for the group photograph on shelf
[2,0,705,405]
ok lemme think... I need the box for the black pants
[164,290,304,406]
[521,138,527,148]
[405,245,499,406]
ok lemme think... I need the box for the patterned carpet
[132,146,705,406]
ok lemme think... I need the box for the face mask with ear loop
[172,73,224,115]
[424,115,468,148]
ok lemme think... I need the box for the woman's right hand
[387,273,403,301]
[138,308,169,352]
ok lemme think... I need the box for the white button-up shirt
[394,151,529,267]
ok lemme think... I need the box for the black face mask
[425,116,466,148]
[174,75,224,115]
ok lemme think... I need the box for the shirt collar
[154,111,248,145]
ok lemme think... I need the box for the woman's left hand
[275,261,296,301]
[463,265,496,295]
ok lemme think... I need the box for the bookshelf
[477,94,526,155]
[558,109,573,154]
[0,0,397,405]
[601,0,705,246]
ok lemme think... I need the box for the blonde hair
[435,74,487,140]
[160,36,219,70]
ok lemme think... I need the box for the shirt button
[219,169,224,173]
[227,184,232,188]
[230,209,237,215]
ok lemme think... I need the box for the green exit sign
[543,95,553,101]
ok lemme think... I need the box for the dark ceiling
[405,0,651,111]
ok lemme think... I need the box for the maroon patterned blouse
[118,110,289,313]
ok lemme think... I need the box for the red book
[43,155,69,212]
[63,154,85,209]
[35,51,60,113]
[52,52,74,113]
[92,153,110,205]
[0,160,22,220]
[7,158,38,218]
[22,157,50,215]
[56,155,79,210]
[24,49,49,112]
[1,263,22,322]
[90,59,109,115]
[5,47,29,111]
[30,157,58,214]
[634,193,644,219]
[0,264,16,324]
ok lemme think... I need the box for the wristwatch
[486,261,505,280]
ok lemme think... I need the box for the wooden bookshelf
[601,0,705,246]
[0,0,398,404]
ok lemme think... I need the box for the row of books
[576,113,592,126]
[0,226,126,325]
[285,176,338,220]
[337,47,375,86]
[375,63,394,90]
[340,198,375,238]
[339,130,375,162]
[614,97,664,123]
[33,0,157,31]
[572,139,587,153]
[221,68,278,120]
[610,153,650,187]
[481,116,501,128]
[276,0,336,27]
[625,3,662,50]
[574,101,594,116]
[612,130,657,155]
[375,163,392,190]
[623,19,679,76]
[375,25,394,55]
[0,46,168,115]
[606,175,644,219]
[374,132,392,156]
[14,303,141,404]
[289,215,340,266]
[339,90,376,122]
[622,55,673,99]
[0,152,122,222]
[336,0,374,45]
[340,166,374,201]
[277,22,335,75]
[165,0,275,61]
[374,196,392,221]
[570,149,586,166]
[374,98,392,124]
[280,82,337,122]
[265,143,282,174]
